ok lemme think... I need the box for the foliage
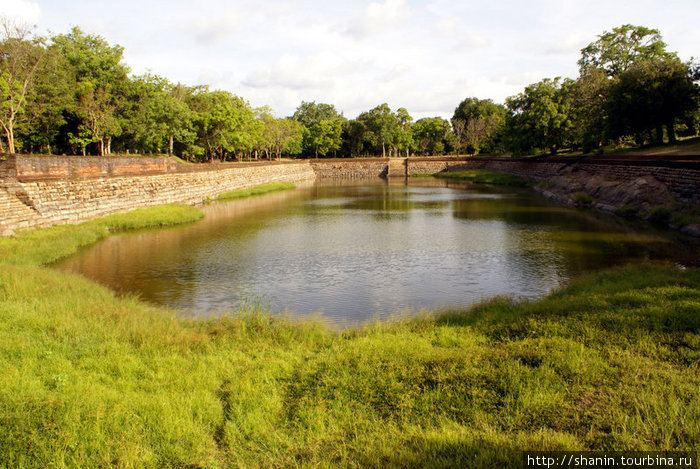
[0,18,46,153]
[505,78,575,156]
[606,58,698,144]
[412,117,455,155]
[451,97,507,155]
[216,182,296,201]
[649,206,671,228]
[1,22,698,159]
[293,101,345,158]
[615,204,639,220]
[572,191,593,208]
[578,24,675,77]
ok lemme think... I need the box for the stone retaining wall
[309,159,390,178]
[0,155,316,235]
[1,154,698,236]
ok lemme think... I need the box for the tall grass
[0,201,697,467]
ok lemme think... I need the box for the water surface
[56,178,696,325]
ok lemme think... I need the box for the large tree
[51,27,131,156]
[578,24,675,78]
[357,103,398,157]
[606,58,698,144]
[451,97,507,155]
[0,18,46,154]
[505,78,574,155]
[412,117,454,155]
[293,101,344,158]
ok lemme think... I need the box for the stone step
[0,187,43,236]
[386,158,407,178]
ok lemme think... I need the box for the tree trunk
[655,124,664,145]
[7,126,15,154]
[666,120,677,143]
[382,143,386,158]
[107,138,112,155]
[169,134,174,156]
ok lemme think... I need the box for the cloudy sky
[2,0,699,119]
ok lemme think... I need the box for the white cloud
[0,0,40,24]
[22,0,700,121]
[344,0,411,38]
[190,9,248,44]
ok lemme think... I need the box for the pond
[56,178,697,325]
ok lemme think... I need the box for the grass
[216,182,296,201]
[0,203,698,467]
[0,204,203,267]
[415,169,531,187]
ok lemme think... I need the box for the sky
[2,0,699,120]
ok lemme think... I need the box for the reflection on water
[56,178,698,325]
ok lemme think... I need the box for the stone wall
[309,158,390,178]
[0,155,316,235]
[441,157,700,206]
[1,154,698,236]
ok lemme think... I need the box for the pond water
[56,178,697,325]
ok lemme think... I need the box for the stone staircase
[386,158,407,178]
[0,185,42,236]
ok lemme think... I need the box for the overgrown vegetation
[216,182,296,201]
[0,202,697,467]
[415,169,531,187]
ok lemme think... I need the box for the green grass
[0,204,203,267]
[417,169,531,187]
[216,182,296,201]
[0,201,698,467]
[0,225,698,467]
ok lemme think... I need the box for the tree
[606,58,698,144]
[569,68,610,152]
[412,117,453,155]
[395,107,414,157]
[187,89,255,161]
[451,97,506,155]
[505,78,574,155]
[0,18,46,154]
[293,101,344,158]
[51,27,130,155]
[357,103,398,157]
[124,75,194,156]
[578,24,675,78]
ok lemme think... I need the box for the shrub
[572,191,593,208]
[616,204,639,220]
[649,206,671,228]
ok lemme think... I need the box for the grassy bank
[0,204,203,267]
[413,169,531,187]
[0,214,698,467]
[216,182,296,201]
[0,200,698,467]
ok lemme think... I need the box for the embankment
[2,154,699,235]
[0,155,315,235]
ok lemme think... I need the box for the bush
[649,206,671,228]
[572,191,593,208]
[616,204,639,220]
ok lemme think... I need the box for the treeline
[1,21,698,159]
